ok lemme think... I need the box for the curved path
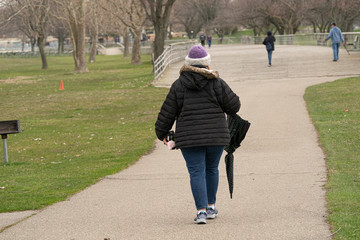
[1,45,360,239]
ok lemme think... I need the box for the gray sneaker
[194,211,207,224]
[206,208,218,219]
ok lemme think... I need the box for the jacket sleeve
[219,79,240,115]
[325,30,333,41]
[155,81,180,141]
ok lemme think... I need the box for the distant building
[0,38,24,52]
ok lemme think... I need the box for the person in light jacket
[324,22,345,62]
[155,45,240,224]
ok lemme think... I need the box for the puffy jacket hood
[179,65,219,90]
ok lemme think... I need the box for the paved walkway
[1,45,360,239]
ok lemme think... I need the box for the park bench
[0,120,23,164]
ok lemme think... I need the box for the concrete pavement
[1,45,360,239]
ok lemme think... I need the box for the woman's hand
[163,138,168,145]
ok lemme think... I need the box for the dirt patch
[0,76,38,84]
[92,69,123,73]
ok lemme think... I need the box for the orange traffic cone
[59,80,64,90]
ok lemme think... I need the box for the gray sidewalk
[1,45,360,239]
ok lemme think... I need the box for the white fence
[212,32,360,49]
[154,40,197,80]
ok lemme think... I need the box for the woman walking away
[155,45,240,224]
[263,31,276,67]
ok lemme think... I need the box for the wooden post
[2,134,8,164]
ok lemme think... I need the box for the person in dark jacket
[262,31,276,67]
[155,45,240,224]
[199,34,206,47]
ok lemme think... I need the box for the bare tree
[88,0,99,63]
[329,0,360,32]
[104,0,146,64]
[305,0,331,33]
[173,0,203,39]
[28,0,51,69]
[235,0,269,36]
[121,26,130,58]
[57,0,89,73]
[140,0,177,61]
[49,12,68,54]
[16,17,38,52]
[96,2,130,59]
[211,0,235,43]
[304,0,360,33]
[3,0,51,68]
[0,1,28,29]
[235,0,305,35]
[192,0,221,36]
[265,0,306,35]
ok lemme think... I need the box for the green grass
[0,55,168,213]
[305,77,360,240]
[231,29,255,37]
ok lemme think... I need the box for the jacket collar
[179,65,219,79]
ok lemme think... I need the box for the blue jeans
[267,50,273,65]
[181,146,224,210]
[332,43,340,61]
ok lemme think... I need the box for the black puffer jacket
[263,35,276,51]
[155,65,240,149]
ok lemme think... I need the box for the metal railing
[154,40,197,80]
[210,32,360,49]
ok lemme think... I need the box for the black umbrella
[224,114,250,198]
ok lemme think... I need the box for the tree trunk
[88,1,98,63]
[68,0,89,73]
[153,22,166,61]
[88,23,98,63]
[122,28,130,58]
[131,28,142,65]
[57,35,65,54]
[58,37,61,54]
[61,39,64,53]
[37,36,48,69]
[167,24,173,40]
[75,21,88,72]
[31,38,36,52]
[319,22,327,33]
[312,22,317,33]
[141,0,175,62]
[70,23,89,72]
[89,34,97,63]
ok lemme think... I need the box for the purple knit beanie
[185,45,211,66]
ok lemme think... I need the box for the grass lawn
[0,54,168,213]
[305,77,360,240]
[231,29,255,37]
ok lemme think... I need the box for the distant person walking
[207,35,212,48]
[200,34,206,47]
[324,22,345,62]
[262,31,276,67]
[155,45,240,224]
